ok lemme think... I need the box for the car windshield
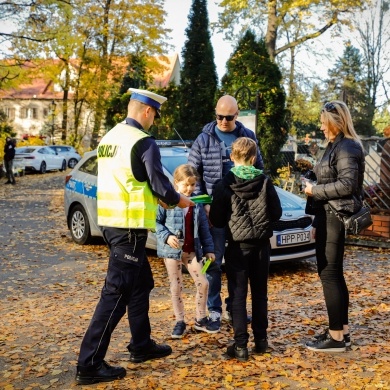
[161,155,188,175]
[16,148,35,154]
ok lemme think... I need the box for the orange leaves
[1,171,390,389]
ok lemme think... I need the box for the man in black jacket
[4,137,16,185]
[209,137,282,361]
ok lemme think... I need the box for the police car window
[79,156,98,176]
[161,156,188,175]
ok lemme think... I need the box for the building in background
[0,55,180,143]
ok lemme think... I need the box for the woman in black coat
[304,101,365,352]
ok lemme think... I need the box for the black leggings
[315,209,349,330]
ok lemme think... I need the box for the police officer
[76,89,195,385]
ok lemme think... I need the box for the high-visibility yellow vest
[97,123,158,229]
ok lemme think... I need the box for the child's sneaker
[171,321,186,339]
[194,317,216,334]
[206,311,221,333]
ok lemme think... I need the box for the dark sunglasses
[323,102,337,113]
[216,113,237,121]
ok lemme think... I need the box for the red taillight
[65,174,72,184]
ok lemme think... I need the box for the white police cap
[128,88,167,118]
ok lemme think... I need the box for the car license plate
[276,231,310,246]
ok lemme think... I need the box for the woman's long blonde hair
[321,100,363,148]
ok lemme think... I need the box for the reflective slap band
[131,92,160,109]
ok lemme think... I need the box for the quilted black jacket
[209,172,282,243]
[188,121,264,196]
[312,133,365,217]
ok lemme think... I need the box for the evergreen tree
[326,44,375,136]
[221,31,289,174]
[105,54,149,129]
[290,84,323,140]
[178,0,218,139]
[152,82,181,140]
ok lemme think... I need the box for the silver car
[64,142,315,261]
[48,145,82,169]
[14,146,67,173]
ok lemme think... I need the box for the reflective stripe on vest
[97,123,158,229]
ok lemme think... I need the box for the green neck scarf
[231,165,263,179]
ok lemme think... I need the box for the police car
[64,141,316,262]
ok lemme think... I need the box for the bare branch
[275,13,338,57]
[0,32,53,43]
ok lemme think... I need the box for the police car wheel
[69,204,92,245]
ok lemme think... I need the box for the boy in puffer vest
[209,137,282,361]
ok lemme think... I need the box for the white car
[64,141,316,262]
[48,145,82,169]
[14,146,67,173]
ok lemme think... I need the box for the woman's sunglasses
[323,102,337,112]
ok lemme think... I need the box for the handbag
[329,203,373,235]
[343,206,373,235]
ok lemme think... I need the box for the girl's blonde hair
[231,137,257,163]
[321,100,362,147]
[173,164,200,188]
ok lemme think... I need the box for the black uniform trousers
[77,227,154,368]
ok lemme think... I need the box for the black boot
[226,343,249,361]
[254,338,268,353]
[129,340,172,363]
[75,361,126,385]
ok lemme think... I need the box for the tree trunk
[287,46,296,109]
[62,89,68,142]
[265,0,278,61]
[90,0,111,149]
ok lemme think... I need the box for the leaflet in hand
[201,258,212,274]
[190,194,212,204]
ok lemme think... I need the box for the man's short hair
[231,137,257,163]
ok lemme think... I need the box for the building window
[19,107,39,119]
[43,108,49,117]
[20,107,28,119]
[4,107,15,120]
[32,107,38,119]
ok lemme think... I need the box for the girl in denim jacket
[156,164,215,338]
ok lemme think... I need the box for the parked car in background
[14,146,67,173]
[64,141,316,262]
[48,145,82,169]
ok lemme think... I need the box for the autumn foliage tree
[3,0,171,147]
[178,0,218,140]
[221,31,289,174]
[216,0,366,62]
[105,54,150,129]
